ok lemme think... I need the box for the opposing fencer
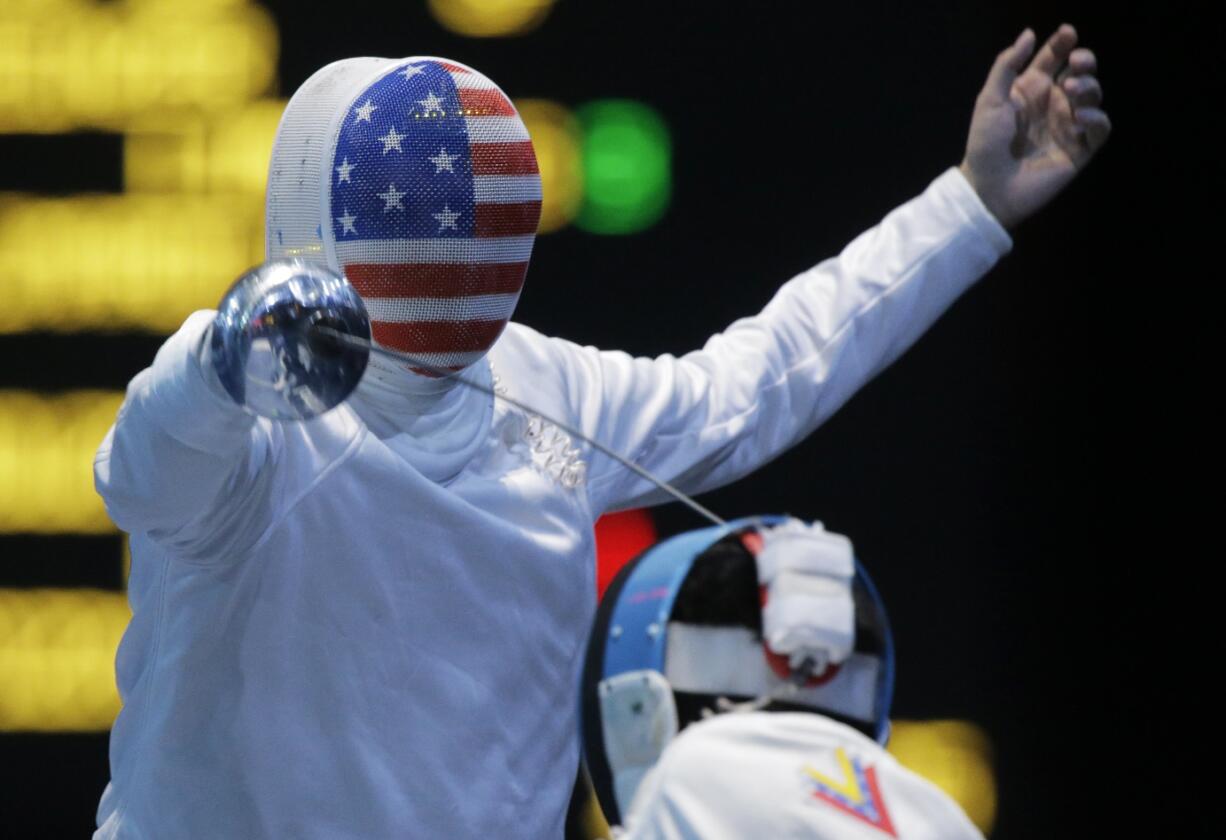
[582,517,985,839]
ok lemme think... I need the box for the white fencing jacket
[93,168,1010,839]
[621,712,985,840]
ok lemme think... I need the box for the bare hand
[959,24,1111,229]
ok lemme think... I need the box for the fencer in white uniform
[581,518,982,839]
[92,24,1108,839]
[623,713,984,840]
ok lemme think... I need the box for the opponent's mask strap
[755,520,857,677]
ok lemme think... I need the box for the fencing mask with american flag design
[266,57,540,387]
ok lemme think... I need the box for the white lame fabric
[93,167,1009,839]
[621,712,985,839]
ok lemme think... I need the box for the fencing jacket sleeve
[531,166,1013,514]
[92,310,279,560]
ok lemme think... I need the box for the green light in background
[575,100,671,235]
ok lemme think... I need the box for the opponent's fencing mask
[580,516,895,825]
[266,58,540,386]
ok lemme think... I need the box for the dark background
[0,0,1199,836]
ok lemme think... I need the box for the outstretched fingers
[1065,47,1097,77]
[983,28,1037,104]
[1029,23,1078,78]
[1074,107,1112,156]
[1063,75,1102,109]
[1056,39,1108,162]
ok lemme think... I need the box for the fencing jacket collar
[347,353,495,485]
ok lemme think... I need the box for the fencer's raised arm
[525,166,1010,513]
[93,312,273,558]
[543,23,1109,514]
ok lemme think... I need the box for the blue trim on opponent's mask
[853,558,895,745]
[602,516,772,678]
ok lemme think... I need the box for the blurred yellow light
[0,194,263,333]
[0,391,121,534]
[0,3,278,133]
[579,783,612,840]
[123,0,257,13]
[1,0,83,11]
[125,100,285,195]
[123,112,210,193]
[889,719,997,834]
[515,99,582,234]
[0,588,128,731]
[10,1,258,12]
[205,100,285,195]
[427,0,556,38]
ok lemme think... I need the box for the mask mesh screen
[268,57,540,374]
[266,58,392,267]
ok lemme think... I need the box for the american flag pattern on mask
[331,59,541,374]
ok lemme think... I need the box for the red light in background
[593,509,656,600]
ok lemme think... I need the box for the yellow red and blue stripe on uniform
[804,747,898,837]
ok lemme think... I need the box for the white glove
[757,519,856,675]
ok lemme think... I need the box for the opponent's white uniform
[622,712,985,840]
[93,169,1009,839]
